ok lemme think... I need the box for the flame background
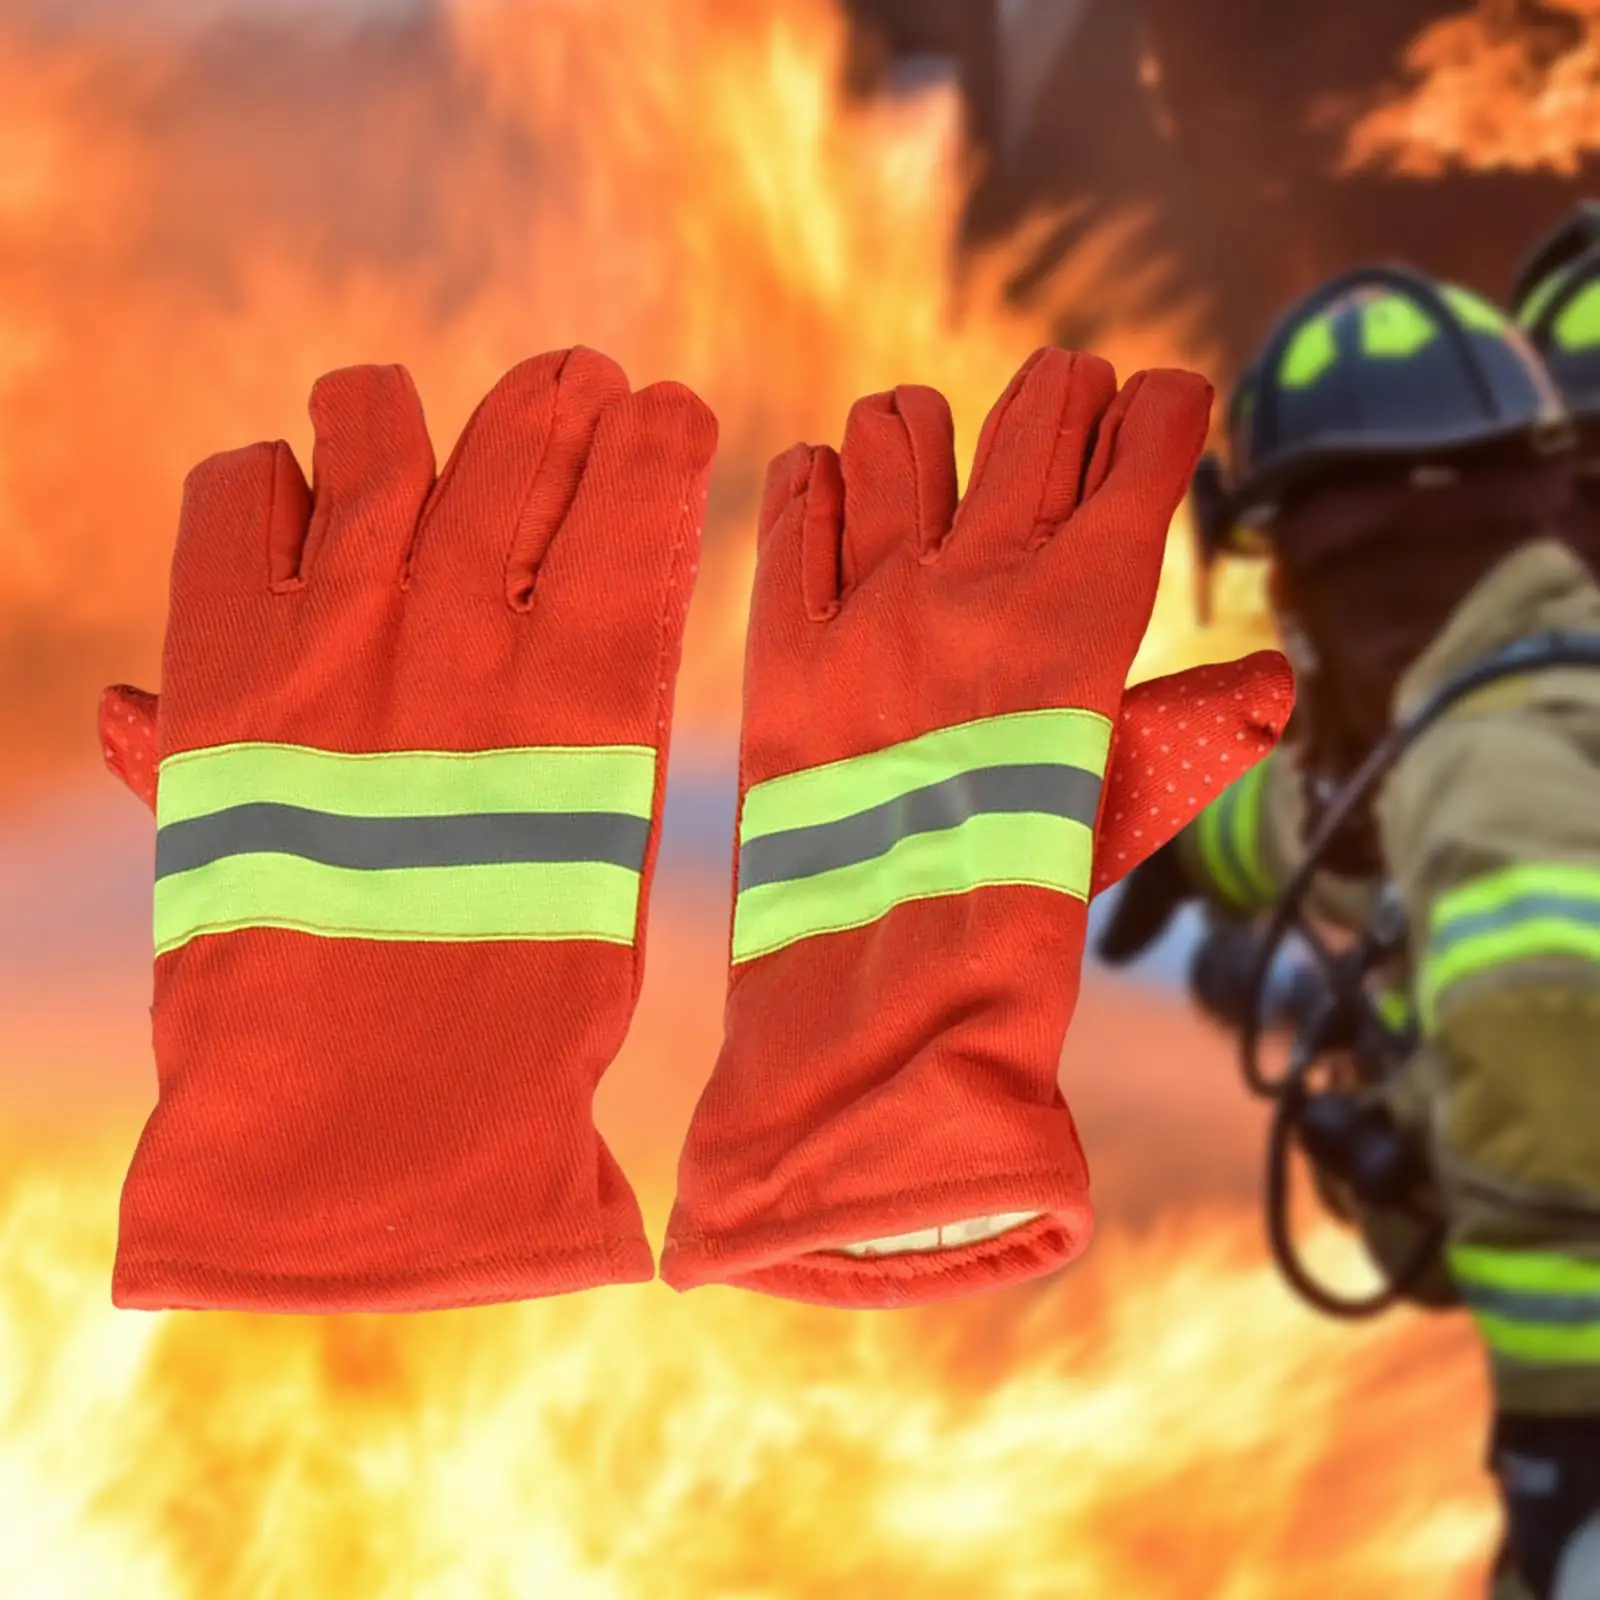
[3,0,1597,1593]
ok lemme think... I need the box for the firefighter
[1097,262,1600,1600]
[1512,200,1600,553]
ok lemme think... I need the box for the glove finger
[172,441,312,598]
[839,385,957,591]
[745,439,847,698]
[413,348,630,605]
[800,445,846,621]
[301,365,436,591]
[759,441,814,548]
[948,347,1119,561]
[99,685,160,812]
[1073,367,1214,542]
[1090,650,1295,898]
[531,379,719,720]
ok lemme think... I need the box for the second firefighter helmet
[1511,201,1600,424]
[1192,262,1571,617]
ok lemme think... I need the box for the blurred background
[1,0,1595,1593]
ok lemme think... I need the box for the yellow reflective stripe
[1471,1314,1600,1367]
[731,810,1093,964]
[738,710,1111,842]
[1193,757,1276,913]
[1450,1245,1600,1368]
[158,741,657,824]
[1194,798,1247,908]
[1229,755,1276,904]
[1420,862,1600,1030]
[154,856,643,956]
[153,741,658,956]
[1451,1245,1600,1295]
[730,710,1111,964]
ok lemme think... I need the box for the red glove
[104,349,716,1312]
[659,348,1293,1307]
[101,685,159,810]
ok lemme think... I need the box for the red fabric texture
[108,349,717,1313]
[658,348,1293,1308]
[100,685,159,810]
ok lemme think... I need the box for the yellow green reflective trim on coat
[153,741,658,955]
[1373,987,1414,1032]
[1191,755,1277,913]
[1450,1244,1600,1368]
[1419,861,1600,1031]
[731,709,1111,964]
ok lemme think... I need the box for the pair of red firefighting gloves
[98,346,1293,1314]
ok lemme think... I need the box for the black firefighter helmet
[1510,201,1600,424]
[1192,263,1571,622]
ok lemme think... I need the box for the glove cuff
[663,890,1096,1306]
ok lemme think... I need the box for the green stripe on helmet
[1517,270,1568,333]
[153,741,658,954]
[731,709,1111,963]
[1441,284,1511,334]
[1279,289,1510,384]
[1553,280,1600,353]
[1278,316,1338,391]
[1349,287,1506,357]
[1360,294,1436,358]
[1231,264,1567,520]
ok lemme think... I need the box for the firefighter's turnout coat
[1176,538,1600,1418]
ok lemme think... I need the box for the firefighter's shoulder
[1377,536,1600,1029]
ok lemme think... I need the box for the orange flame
[1,910,1496,1598]
[0,0,1248,790]
[1340,0,1600,177]
[0,4,1486,1594]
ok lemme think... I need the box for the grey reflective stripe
[1462,1284,1600,1326]
[155,802,652,879]
[1431,892,1600,958]
[736,763,1103,893]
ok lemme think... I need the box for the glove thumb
[99,685,160,812]
[1092,650,1295,899]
